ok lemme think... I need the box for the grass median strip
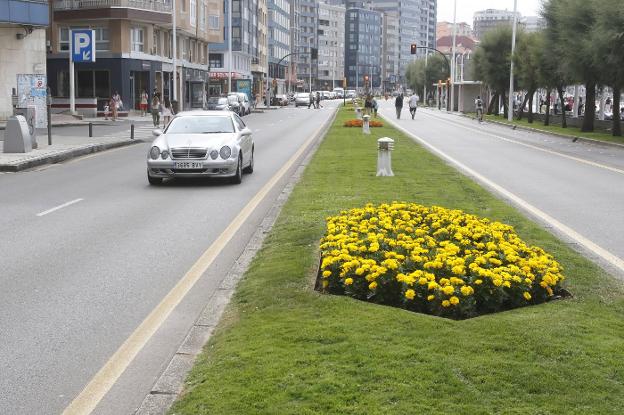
[170,106,624,414]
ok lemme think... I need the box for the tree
[593,0,623,136]
[543,0,599,132]
[405,54,449,103]
[514,31,543,123]
[472,26,521,118]
[537,31,571,128]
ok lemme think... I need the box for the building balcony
[53,0,172,12]
[53,0,171,23]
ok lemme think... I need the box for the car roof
[175,110,234,117]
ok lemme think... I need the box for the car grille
[171,148,208,159]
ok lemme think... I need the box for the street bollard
[131,123,135,140]
[376,137,395,177]
[355,107,362,120]
[89,122,93,138]
[362,115,371,135]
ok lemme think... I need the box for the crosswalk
[98,124,156,142]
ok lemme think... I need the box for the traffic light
[410,44,417,55]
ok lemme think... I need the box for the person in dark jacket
[395,93,403,119]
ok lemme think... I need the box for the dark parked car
[271,94,289,106]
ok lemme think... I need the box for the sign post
[70,29,96,115]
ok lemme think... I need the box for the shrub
[319,202,566,319]
[343,119,384,128]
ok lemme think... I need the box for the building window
[60,27,108,52]
[190,0,197,27]
[209,14,219,29]
[131,27,144,52]
[153,30,160,55]
[200,2,206,30]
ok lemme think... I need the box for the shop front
[182,67,209,110]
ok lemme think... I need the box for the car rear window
[166,116,235,134]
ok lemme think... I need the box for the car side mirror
[152,129,163,137]
[242,127,252,135]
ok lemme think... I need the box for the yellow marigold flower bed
[319,202,566,319]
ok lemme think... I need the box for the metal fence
[52,0,172,12]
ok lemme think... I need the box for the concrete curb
[457,113,624,150]
[133,106,339,415]
[0,139,144,172]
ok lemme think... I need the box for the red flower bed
[343,119,384,128]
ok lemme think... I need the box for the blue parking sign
[71,30,96,63]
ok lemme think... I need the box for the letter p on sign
[70,29,96,62]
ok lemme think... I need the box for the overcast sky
[437,0,544,25]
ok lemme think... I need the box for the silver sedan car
[147,111,254,185]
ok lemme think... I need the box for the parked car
[333,88,344,99]
[206,97,231,111]
[346,89,356,98]
[271,94,289,106]
[147,111,254,185]
[227,95,242,115]
[322,91,331,100]
[228,92,251,115]
[295,93,311,107]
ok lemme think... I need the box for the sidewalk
[0,124,152,172]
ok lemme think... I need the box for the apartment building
[317,1,344,90]
[0,0,49,121]
[268,0,291,95]
[381,12,399,92]
[47,0,222,113]
[344,7,382,89]
[295,0,318,90]
[252,0,269,98]
[473,9,522,40]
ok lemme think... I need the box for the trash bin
[376,137,395,177]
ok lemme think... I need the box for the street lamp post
[450,0,457,112]
[228,0,233,94]
[172,0,177,102]
[508,0,518,121]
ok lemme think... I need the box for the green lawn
[170,107,624,414]
[484,113,624,146]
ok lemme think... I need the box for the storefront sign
[236,80,252,100]
[210,72,243,80]
[142,61,151,70]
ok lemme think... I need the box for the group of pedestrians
[308,91,323,109]
[394,92,420,120]
[140,89,174,128]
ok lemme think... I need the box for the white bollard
[362,115,370,134]
[355,107,362,120]
[376,137,394,177]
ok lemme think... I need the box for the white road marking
[419,111,624,176]
[61,109,336,415]
[382,114,624,276]
[37,198,84,217]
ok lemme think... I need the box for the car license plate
[174,161,203,169]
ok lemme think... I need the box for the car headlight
[161,150,169,159]
[219,146,232,159]
[150,146,160,160]
[210,150,219,160]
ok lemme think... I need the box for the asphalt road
[378,101,624,277]
[0,102,339,414]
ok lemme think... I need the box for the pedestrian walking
[308,91,314,109]
[475,95,484,122]
[372,96,378,118]
[315,91,322,109]
[162,97,173,128]
[395,93,403,119]
[110,91,120,121]
[364,95,373,115]
[140,89,148,117]
[408,92,418,119]
[151,93,161,127]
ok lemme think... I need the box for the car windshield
[166,116,235,134]
[207,97,227,104]
[297,93,309,98]
[227,96,239,104]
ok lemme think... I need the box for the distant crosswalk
[98,124,155,142]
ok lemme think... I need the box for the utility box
[376,137,395,177]
[362,115,371,134]
[4,115,33,153]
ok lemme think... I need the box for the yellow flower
[322,270,331,278]
[322,280,328,288]
[442,285,455,295]
[474,279,483,285]
[427,295,435,301]
[523,292,531,301]
[460,286,474,296]
[369,281,378,290]
[405,289,416,300]
[449,296,460,305]
[442,300,451,307]
[345,278,354,285]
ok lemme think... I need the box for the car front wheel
[231,155,243,184]
[243,148,254,174]
[147,171,162,185]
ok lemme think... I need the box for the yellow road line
[418,110,624,176]
[381,113,624,276]
[62,111,334,415]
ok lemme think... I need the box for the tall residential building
[252,0,269,98]
[318,1,344,90]
[522,16,546,33]
[268,0,291,94]
[436,21,473,39]
[344,7,382,89]
[49,0,222,112]
[209,0,259,96]
[381,12,400,92]
[473,9,522,40]
[295,0,318,90]
[367,0,436,82]
[0,0,49,121]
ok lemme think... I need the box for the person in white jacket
[408,93,419,119]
